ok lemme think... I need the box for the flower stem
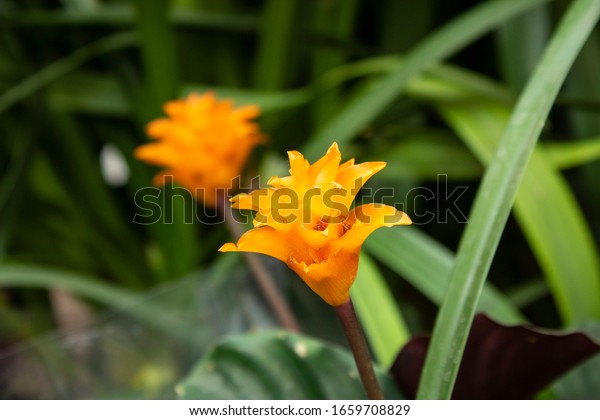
[218,194,301,332]
[335,298,383,400]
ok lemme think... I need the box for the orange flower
[219,142,411,306]
[134,92,263,207]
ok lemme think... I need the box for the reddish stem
[335,298,384,399]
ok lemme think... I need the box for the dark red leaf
[391,314,600,399]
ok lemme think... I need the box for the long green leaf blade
[407,66,600,324]
[439,101,600,324]
[303,0,551,160]
[133,0,198,278]
[252,0,301,89]
[365,229,524,325]
[543,138,600,169]
[0,32,136,114]
[351,253,410,369]
[0,264,186,338]
[417,0,600,400]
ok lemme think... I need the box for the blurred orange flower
[220,142,411,306]
[134,92,263,207]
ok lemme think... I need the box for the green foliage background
[1,0,600,399]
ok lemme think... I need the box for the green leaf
[371,132,482,181]
[365,228,525,325]
[310,0,360,126]
[303,0,552,160]
[564,27,600,236]
[0,255,283,398]
[496,5,550,89]
[0,133,35,258]
[0,264,191,340]
[2,5,258,31]
[505,278,549,309]
[134,0,178,106]
[48,72,130,117]
[0,32,136,114]
[408,64,600,325]
[182,84,310,113]
[0,254,259,348]
[351,253,410,369]
[552,323,600,399]
[252,0,301,90]
[542,138,600,169]
[45,109,150,285]
[133,0,200,278]
[416,0,600,400]
[177,331,402,399]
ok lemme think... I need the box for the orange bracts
[220,143,411,306]
[134,92,263,207]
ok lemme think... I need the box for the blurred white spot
[349,370,358,379]
[294,342,308,358]
[100,143,130,187]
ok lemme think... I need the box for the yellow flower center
[220,142,412,306]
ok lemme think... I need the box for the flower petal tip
[219,243,238,253]
[382,207,413,226]
[397,211,412,226]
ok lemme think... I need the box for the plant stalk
[335,298,383,400]
[218,194,301,332]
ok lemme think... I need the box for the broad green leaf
[351,253,410,369]
[365,228,525,325]
[177,331,402,399]
[416,0,600,399]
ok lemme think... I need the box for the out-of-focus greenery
[1,0,600,399]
